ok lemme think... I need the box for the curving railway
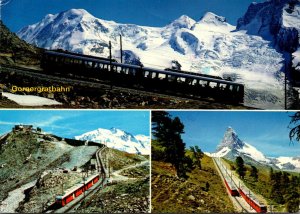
[47,145,108,213]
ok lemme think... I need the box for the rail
[212,157,248,213]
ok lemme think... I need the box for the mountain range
[208,127,300,172]
[16,0,300,109]
[75,127,150,155]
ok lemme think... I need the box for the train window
[116,66,122,73]
[179,77,186,82]
[152,72,158,78]
[191,79,197,85]
[65,57,69,63]
[220,83,226,89]
[168,75,176,82]
[199,80,207,86]
[158,73,166,80]
[144,71,149,77]
[210,82,217,88]
[229,85,233,91]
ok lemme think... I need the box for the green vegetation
[235,156,246,179]
[190,146,204,170]
[151,157,235,213]
[250,165,258,181]
[152,111,235,212]
[269,168,300,212]
[152,112,205,178]
[152,111,186,177]
[289,112,300,142]
[224,158,300,212]
[0,21,41,65]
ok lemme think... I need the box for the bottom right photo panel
[151,111,300,213]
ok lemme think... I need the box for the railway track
[212,157,251,213]
[0,64,250,108]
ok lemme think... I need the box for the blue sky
[1,0,264,32]
[0,110,150,138]
[167,111,300,157]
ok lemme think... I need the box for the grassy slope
[151,155,235,213]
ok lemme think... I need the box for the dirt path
[110,161,149,182]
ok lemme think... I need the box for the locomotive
[41,50,245,104]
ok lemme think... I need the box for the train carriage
[42,50,245,104]
[224,176,239,196]
[238,185,267,213]
[55,174,100,207]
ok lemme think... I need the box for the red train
[238,185,267,213]
[55,174,102,207]
[224,176,239,196]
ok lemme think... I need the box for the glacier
[17,6,294,109]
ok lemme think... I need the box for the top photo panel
[0,0,299,110]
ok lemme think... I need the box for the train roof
[56,183,84,199]
[224,177,237,190]
[239,185,266,207]
[55,174,99,199]
[84,174,99,184]
[44,50,244,87]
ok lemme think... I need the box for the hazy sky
[167,111,300,157]
[0,110,150,137]
[2,0,264,32]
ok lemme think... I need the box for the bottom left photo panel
[0,110,150,213]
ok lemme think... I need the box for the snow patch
[2,92,61,106]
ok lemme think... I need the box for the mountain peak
[75,128,150,155]
[63,8,90,16]
[167,14,196,29]
[216,127,245,152]
[199,12,227,25]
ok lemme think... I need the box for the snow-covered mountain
[18,5,297,109]
[209,127,300,172]
[74,127,150,155]
[237,0,300,72]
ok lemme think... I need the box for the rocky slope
[0,127,149,212]
[0,21,41,65]
[237,0,300,72]
[0,128,99,212]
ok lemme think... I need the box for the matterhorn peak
[216,127,245,152]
